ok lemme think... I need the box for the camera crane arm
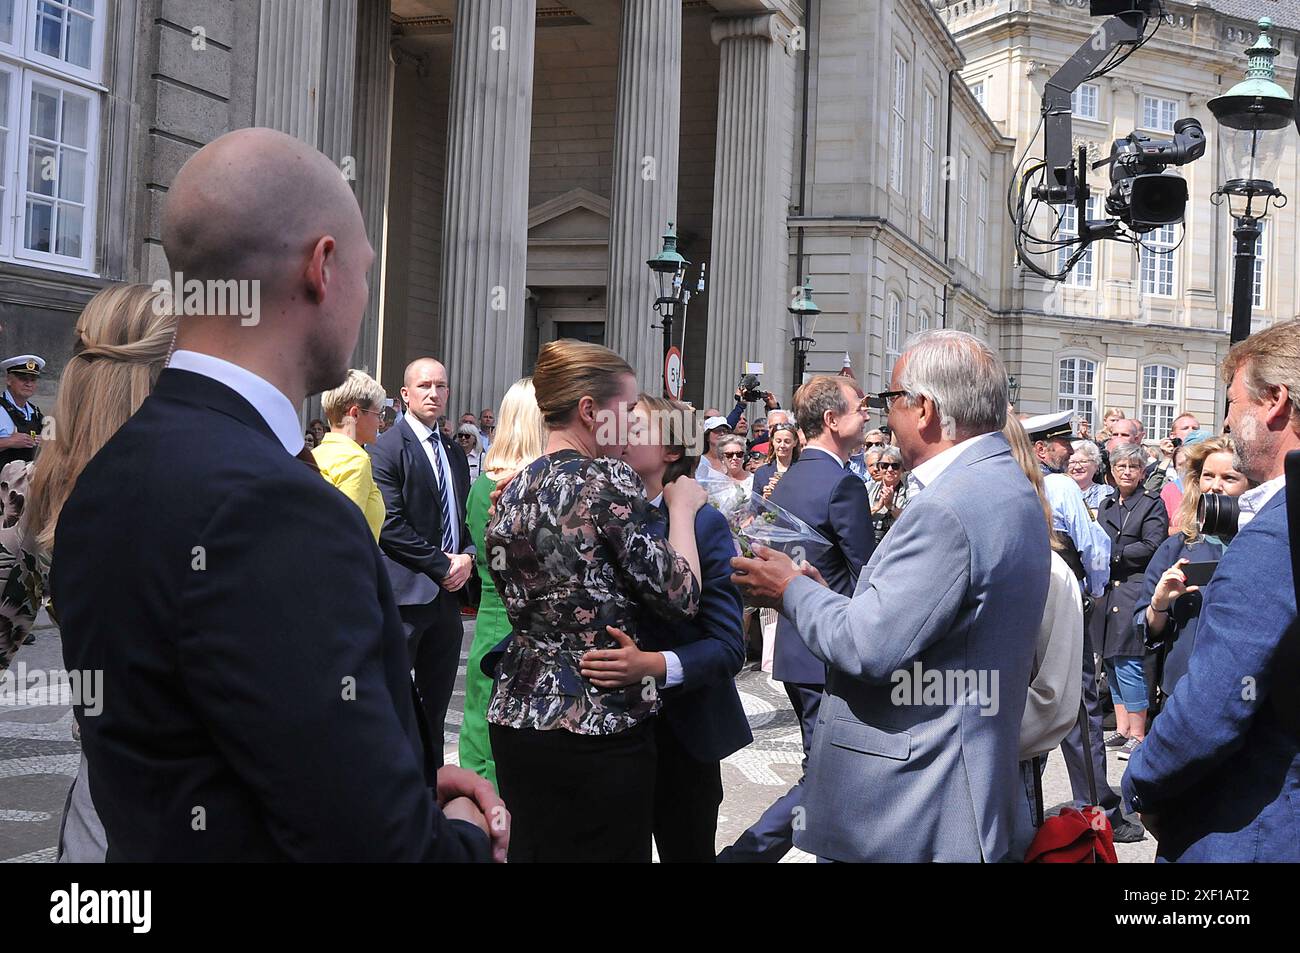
[1037,9,1149,206]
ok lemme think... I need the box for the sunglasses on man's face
[865,391,908,412]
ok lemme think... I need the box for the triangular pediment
[528,188,610,242]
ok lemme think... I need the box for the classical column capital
[711,11,780,46]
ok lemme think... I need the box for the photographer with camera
[1123,319,1300,862]
[1134,436,1250,711]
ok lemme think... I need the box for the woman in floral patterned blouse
[485,339,706,862]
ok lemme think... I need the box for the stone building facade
[0,0,1294,433]
[939,0,1299,433]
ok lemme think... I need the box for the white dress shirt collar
[907,433,992,495]
[168,349,304,455]
[1237,473,1286,529]
[404,409,437,443]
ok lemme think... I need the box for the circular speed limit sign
[664,347,683,399]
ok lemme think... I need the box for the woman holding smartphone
[1134,436,1251,710]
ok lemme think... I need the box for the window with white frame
[0,64,15,259]
[918,309,931,332]
[969,79,985,108]
[976,172,988,277]
[1140,364,1178,439]
[1141,94,1178,133]
[957,153,969,262]
[1056,196,1101,286]
[921,89,935,219]
[1057,357,1097,433]
[886,293,902,374]
[1140,223,1177,297]
[1072,83,1099,120]
[0,0,15,48]
[0,0,101,272]
[890,51,907,195]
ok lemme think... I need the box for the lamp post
[646,222,706,397]
[1209,18,1294,350]
[1007,375,1021,408]
[788,276,821,388]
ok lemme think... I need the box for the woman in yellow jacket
[313,369,387,540]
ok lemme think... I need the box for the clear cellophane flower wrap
[699,476,833,563]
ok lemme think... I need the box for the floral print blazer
[484,450,699,735]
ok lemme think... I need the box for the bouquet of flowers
[698,476,833,562]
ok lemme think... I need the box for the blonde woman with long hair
[1,284,175,673]
[458,378,548,789]
[15,283,175,863]
[1135,436,1250,706]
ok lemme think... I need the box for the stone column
[350,0,393,377]
[604,0,682,386]
[253,0,356,159]
[703,12,796,403]
[439,0,536,418]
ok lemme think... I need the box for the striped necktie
[428,434,456,552]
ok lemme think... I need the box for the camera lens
[1198,491,1240,539]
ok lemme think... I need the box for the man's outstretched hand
[731,545,806,609]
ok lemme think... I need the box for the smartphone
[1181,561,1218,588]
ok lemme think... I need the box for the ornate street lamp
[788,276,820,387]
[646,222,705,397]
[1209,17,1294,348]
[1007,375,1021,408]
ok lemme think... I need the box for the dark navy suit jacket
[1123,489,1299,861]
[370,415,472,606]
[768,447,876,685]
[52,370,488,861]
[638,501,752,762]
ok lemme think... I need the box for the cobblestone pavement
[1,618,1154,863]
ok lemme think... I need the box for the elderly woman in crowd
[715,434,753,495]
[1092,443,1169,761]
[1134,436,1251,708]
[484,339,706,862]
[454,422,483,482]
[867,444,908,544]
[1067,439,1113,515]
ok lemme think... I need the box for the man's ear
[1263,384,1292,430]
[304,235,337,304]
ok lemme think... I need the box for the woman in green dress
[459,377,547,789]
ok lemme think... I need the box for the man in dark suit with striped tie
[371,357,474,766]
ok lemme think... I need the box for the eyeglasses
[877,462,901,470]
[722,451,746,459]
[455,433,475,441]
[1112,463,1144,472]
[357,407,384,419]
[865,391,909,412]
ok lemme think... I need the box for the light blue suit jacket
[782,433,1051,862]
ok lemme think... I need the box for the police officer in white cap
[0,354,45,467]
